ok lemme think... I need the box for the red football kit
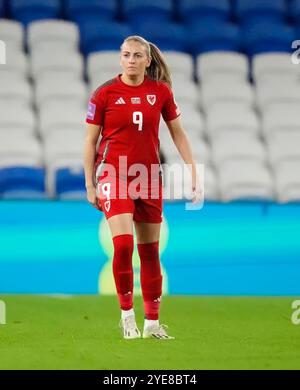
[86,74,180,222]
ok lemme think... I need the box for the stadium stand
[0,0,299,203]
[10,0,62,26]
[275,161,300,203]
[65,0,118,25]
[134,22,186,52]
[44,129,85,199]
[218,161,274,201]
[242,21,296,55]
[178,0,231,24]
[28,19,80,51]
[235,0,287,26]
[0,49,29,78]
[252,52,300,85]
[80,20,132,54]
[0,19,24,51]
[197,51,249,82]
[0,0,4,17]
[188,21,241,55]
[123,0,174,25]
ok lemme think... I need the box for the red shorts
[94,167,163,223]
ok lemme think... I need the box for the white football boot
[120,315,141,339]
[143,324,175,340]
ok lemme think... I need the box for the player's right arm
[84,86,106,209]
[84,123,102,209]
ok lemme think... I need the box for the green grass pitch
[0,295,299,370]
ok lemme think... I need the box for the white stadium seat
[44,130,84,163]
[35,79,88,110]
[44,130,84,198]
[31,50,84,79]
[89,73,118,92]
[267,133,300,168]
[0,75,33,107]
[200,73,249,87]
[218,161,274,201]
[0,105,36,134]
[208,130,261,147]
[159,121,210,164]
[28,20,80,52]
[201,165,219,201]
[256,83,300,112]
[34,70,83,86]
[0,133,43,168]
[275,161,300,203]
[206,104,260,138]
[87,51,121,81]
[162,137,210,166]
[172,79,199,107]
[163,51,194,80]
[177,104,205,136]
[0,50,29,79]
[39,104,86,138]
[197,51,249,83]
[211,137,267,167]
[200,80,255,111]
[253,53,300,85]
[262,104,300,139]
[0,19,24,51]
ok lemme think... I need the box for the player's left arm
[165,116,202,200]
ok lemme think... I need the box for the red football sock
[112,234,134,311]
[137,241,162,320]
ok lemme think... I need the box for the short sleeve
[86,88,106,126]
[161,84,181,122]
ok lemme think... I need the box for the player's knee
[113,234,134,259]
[137,241,159,260]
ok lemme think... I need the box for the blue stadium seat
[242,22,296,56]
[178,0,231,24]
[236,0,287,26]
[55,168,85,199]
[0,0,4,17]
[80,21,131,55]
[135,22,186,52]
[65,0,117,25]
[0,167,46,199]
[123,0,173,25]
[188,22,241,55]
[289,0,300,23]
[10,0,62,26]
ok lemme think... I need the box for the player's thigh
[107,213,134,238]
[134,221,161,244]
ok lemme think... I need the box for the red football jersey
[86,74,180,178]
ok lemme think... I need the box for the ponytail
[147,42,172,88]
[121,36,172,88]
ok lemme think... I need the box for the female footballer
[84,35,201,340]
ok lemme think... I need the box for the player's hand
[86,185,102,211]
[191,176,204,204]
[192,186,203,204]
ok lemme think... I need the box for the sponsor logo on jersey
[115,97,126,104]
[87,101,96,120]
[147,95,156,105]
[131,97,141,104]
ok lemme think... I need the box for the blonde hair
[121,35,172,88]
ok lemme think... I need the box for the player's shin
[137,242,162,321]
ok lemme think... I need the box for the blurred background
[0,0,300,295]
